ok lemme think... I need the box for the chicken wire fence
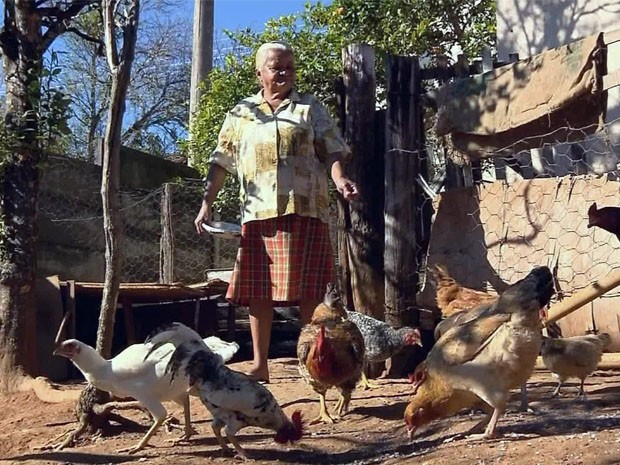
[37,115,620,298]
[413,114,620,307]
[39,156,242,284]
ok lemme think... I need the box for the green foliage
[187,0,496,213]
[37,51,73,153]
[329,0,496,58]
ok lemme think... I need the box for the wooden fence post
[385,55,422,376]
[159,183,175,284]
[342,44,385,321]
[333,76,354,308]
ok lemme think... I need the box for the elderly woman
[194,41,358,383]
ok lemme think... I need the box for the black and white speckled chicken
[345,309,422,389]
[147,322,303,459]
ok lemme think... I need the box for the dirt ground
[2,358,620,465]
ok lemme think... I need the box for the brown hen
[297,283,365,424]
[404,266,555,441]
[431,264,497,319]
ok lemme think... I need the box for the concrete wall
[38,150,204,282]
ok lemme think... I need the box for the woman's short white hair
[255,41,294,70]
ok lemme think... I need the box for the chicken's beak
[415,339,423,347]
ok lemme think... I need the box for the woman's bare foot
[246,365,270,384]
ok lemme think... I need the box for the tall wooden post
[159,183,175,284]
[188,0,214,168]
[342,44,385,320]
[385,55,422,376]
[333,76,353,308]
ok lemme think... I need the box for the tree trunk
[341,44,384,320]
[0,2,43,383]
[96,0,140,358]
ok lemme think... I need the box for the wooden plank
[603,28,620,45]
[121,296,137,345]
[384,55,420,329]
[62,280,77,378]
[193,298,200,331]
[384,55,423,378]
[334,75,354,308]
[342,44,385,319]
[603,70,620,90]
[227,303,236,342]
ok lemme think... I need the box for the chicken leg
[310,393,337,424]
[117,402,167,455]
[359,372,380,390]
[465,390,507,441]
[551,379,564,397]
[212,419,232,455]
[225,426,248,460]
[334,390,352,417]
[576,378,588,401]
[164,396,198,443]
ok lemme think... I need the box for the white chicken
[53,330,239,454]
[146,322,303,459]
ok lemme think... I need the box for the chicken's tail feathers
[164,339,217,385]
[145,322,202,345]
[203,336,240,363]
[274,410,304,444]
[429,264,453,286]
[143,322,204,362]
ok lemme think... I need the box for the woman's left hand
[334,177,360,202]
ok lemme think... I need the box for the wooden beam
[384,54,420,329]
[545,269,620,325]
[603,28,620,45]
[384,55,423,378]
[159,182,175,283]
[342,44,385,320]
[603,69,620,90]
[121,296,137,345]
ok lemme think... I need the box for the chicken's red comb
[408,362,428,394]
[275,410,304,444]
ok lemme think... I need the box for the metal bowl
[202,220,242,239]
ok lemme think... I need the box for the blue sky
[213,0,320,34]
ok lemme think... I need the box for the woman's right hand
[194,201,212,234]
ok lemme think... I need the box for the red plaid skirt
[226,214,335,305]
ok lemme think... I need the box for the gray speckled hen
[345,310,422,389]
[147,323,303,459]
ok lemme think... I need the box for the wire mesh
[38,156,241,284]
[37,112,620,307]
[413,113,620,307]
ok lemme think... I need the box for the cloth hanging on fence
[435,33,607,159]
